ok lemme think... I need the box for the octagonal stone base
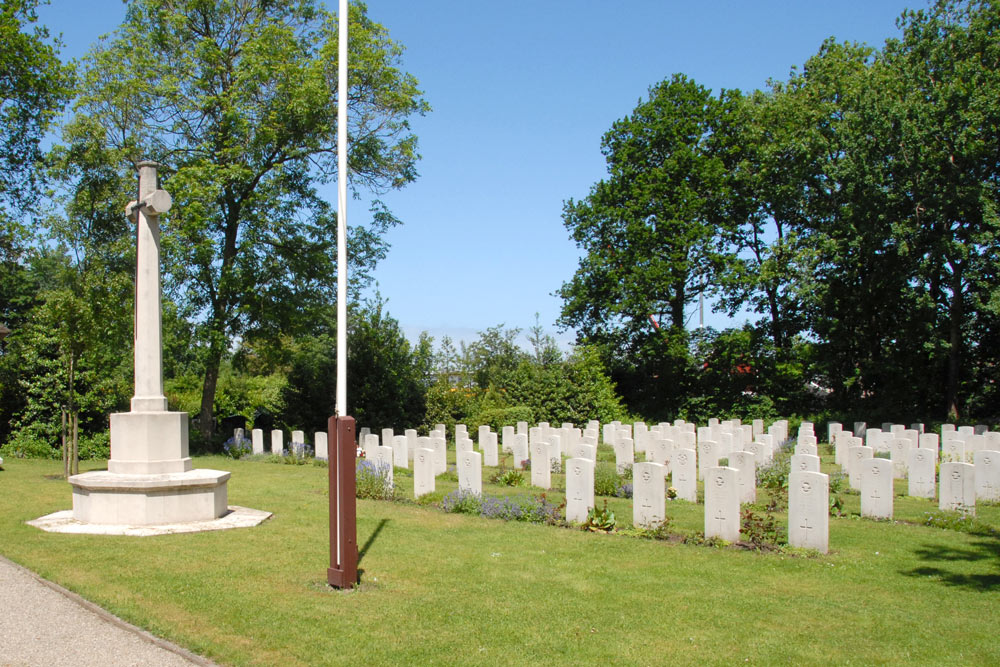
[69,469,230,526]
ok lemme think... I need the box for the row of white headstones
[346,418,836,553]
[828,421,1000,518]
[243,419,997,555]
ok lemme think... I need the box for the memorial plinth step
[69,469,230,526]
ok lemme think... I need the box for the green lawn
[1,451,998,665]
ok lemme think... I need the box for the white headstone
[478,425,491,449]
[794,443,818,457]
[939,461,975,513]
[827,422,842,444]
[530,441,551,489]
[314,431,328,460]
[271,429,283,455]
[698,440,718,481]
[458,450,483,496]
[565,457,595,523]
[516,421,528,436]
[372,445,393,488]
[381,428,394,452]
[391,435,408,469]
[833,430,852,466]
[483,432,499,467]
[745,442,766,468]
[413,448,435,498]
[430,436,447,475]
[848,445,873,490]
[730,451,756,505]
[613,438,634,473]
[889,438,913,479]
[633,462,666,528]
[791,453,821,474]
[252,428,264,455]
[291,430,305,449]
[974,450,1000,502]
[908,447,936,499]
[456,437,473,454]
[571,443,597,461]
[672,448,697,502]
[646,438,671,467]
[942,439,966,463]
[362,433,378,459]
[502,426,515,453]
[704,467,740,542]
[405,429,418,461]
[512,434,529,469]
[788,471,829,553]
[549,434,563,458]
[861,458,893,519]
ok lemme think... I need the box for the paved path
[0,556,213,666]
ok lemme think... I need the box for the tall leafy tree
[872,0,1000,419]
[63,0,428,441]
[558,74,738,417]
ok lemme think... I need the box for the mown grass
[1,448,999,666]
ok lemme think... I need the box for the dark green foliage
[475,406,535,434]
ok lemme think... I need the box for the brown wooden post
[327,415,358,589]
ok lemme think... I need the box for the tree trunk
[62,408,68,478]
[945,269,963,422]
[199,351,222,445]
[67,355,75,475]
[765,283,784,350]
[71,412,79,476]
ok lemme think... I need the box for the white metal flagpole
[336,0,348,417]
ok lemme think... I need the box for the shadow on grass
[358,519,390,565]
[903,538,1000,592]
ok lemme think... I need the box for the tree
[872,0,1000,420]
[558,74,738,417]
[527,312,561,365]
[278,299,428,433]
[1,0,73,357]
[0,0,73,216]
[63,0,428,443]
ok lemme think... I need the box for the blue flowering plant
[356,459,395,500]
[223,436,252,459]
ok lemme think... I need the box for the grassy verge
[1,452,998,665]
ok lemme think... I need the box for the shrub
[474,406,534,434]
[474,494,563,524]
[594,462,623,497]
[441,489,483,514]
[0,427,58,460]
[757,450,792,509]
[637,517,674,540]
[740,501,786,549]
[581,500,617,532]
[223,435,252,459]
[356,459,395,500]
[77,431,111,460]
[493,469,524,487]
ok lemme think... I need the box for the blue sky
[38,0,919,351]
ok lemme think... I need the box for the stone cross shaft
[127,161,173,412]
